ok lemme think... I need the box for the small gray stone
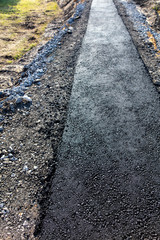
[16,97,23,104]
[23,165,28,172]
[153,79,160,86]
[8,153,13,158]
[37,69,43,74]
[68,26,74,34]
[23,220,29,226]
[11,173,16,178]
[25,112,30,116]
[8,146,14,153]
[0,203,4,208]
[33,79,41,84]
[11,157,18,161]
[4,158,10,164]
[2,149,7,154]
[2,207,9,214]
[22,95,32,103]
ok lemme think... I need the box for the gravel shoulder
[113,0,160,92]
[0,1,92,239]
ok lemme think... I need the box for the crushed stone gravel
[0,0,92,239]
[114,0,160,91]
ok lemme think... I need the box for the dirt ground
[114,0,160,92]
[0,0,92,239]
[0,0,160,239]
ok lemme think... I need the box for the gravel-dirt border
[113,0,160,92]
[0,0,92,239]
[0,1,86,110]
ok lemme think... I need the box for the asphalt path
[40,0,160,239]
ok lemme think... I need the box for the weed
[6,60,13,64]
[153,3,160,11]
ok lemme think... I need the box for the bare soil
[0,0,92,239]
[113,0,160,92]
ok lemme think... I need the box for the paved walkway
[40,0,160,239]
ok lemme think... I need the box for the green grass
[152,3,160,11]
[0,0,61,66]
[13,42,37,60]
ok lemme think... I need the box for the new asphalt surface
[40,0,160,239]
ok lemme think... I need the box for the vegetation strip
[0,0,61,64]
[0,0,86,111]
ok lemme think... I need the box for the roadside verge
[0,1,92,239]
[113,0,160,93]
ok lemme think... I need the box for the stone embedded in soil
[8,153,13,158]
[11,157,18,161]
[0,203,4,208]
[23,220,29,226]
[153,79,160,86]
[16,97,23,104]
[11,173,16,178]
[156,86,160,93]
[0,126,3,132]
[68,26,74,33]
[16,95,32,105]
[22,95,32,103]
[23,165,29,172]
[36,69,44,74]
[2,207,9,214]
[8,146,14,153]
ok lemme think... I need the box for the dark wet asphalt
[40,0,160,239]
